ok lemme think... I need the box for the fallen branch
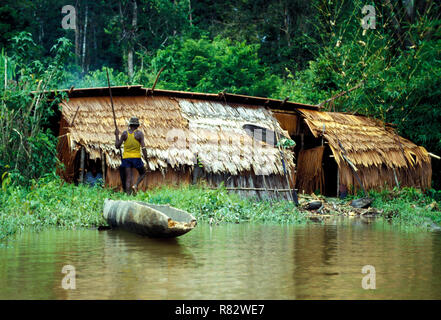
[147,67,164,95]
[317,81,364,108]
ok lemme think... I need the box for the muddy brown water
[1,218,441,299]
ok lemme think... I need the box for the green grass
[0,175,307,241]
[1,174,440,241]
[368,187,441,230]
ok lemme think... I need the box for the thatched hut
[272,108,432,196]
[53,85,432,198]
[55,86,316,199]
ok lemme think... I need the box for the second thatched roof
[297,109,432,190]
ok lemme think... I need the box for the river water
[1,218,441,299]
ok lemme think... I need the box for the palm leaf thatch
[297,109,431,191]
[296,146,325,194]
[58,95,294,179]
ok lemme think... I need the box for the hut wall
[296,146,325,195]
[56,116,79,183]
[193,169,294,200]
[339,161,432,193]
[105,165,191,191]
[272,112,298,136]
[103,165,293,200]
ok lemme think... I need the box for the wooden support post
[262,175,273,202]
[392,167,400,188]
[79,146,85,184]
[337,168,340,198]
[300,133,304,150]
[100,150,106,186]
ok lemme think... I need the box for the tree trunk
[173,0,177,36]
[39,22,44,44]
[285,7,291,47]
[128,0,137,79]
[118,1,127,76]
[189,0,193,26]
[75,0,80,65]
[403,0,415,22]
[81,4,88,73]
[79,147,85,184]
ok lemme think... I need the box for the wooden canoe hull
[103,199,197,238]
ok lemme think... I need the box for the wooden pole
[392,167,400,188]
[106,69,126,191]
[79,147,85,184]
[106,68,123,161]
[100,149,106,186]
[106,68,118,132]
[337,167,340,198]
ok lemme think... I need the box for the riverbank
[1,175,440,241]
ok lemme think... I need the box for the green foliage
[0,33,70,185]
[0,175,111,240]
[370,188,441,229]
[277,137,296,149]
[2,177,440,241]
[0,177,307,241]
[60,67,132,88]
[138,184,307,224]
[143,36,282,97]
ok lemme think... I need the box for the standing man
[115,116,148,194]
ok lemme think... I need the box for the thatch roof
[45,85,318,111]
[60,93,294,176]
[297,109,432,190]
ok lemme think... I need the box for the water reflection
[291,221,441,299]
[0,220,440,299]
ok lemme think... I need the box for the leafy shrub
[0,32,71,185]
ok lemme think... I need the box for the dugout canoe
[103,199,197,238]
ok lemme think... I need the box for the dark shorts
[121,158,144,169]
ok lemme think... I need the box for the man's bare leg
[125,167,132,195]
[119,166,127,193]
[133,167,146,194]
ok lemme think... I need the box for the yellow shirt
[123,131,141,159]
